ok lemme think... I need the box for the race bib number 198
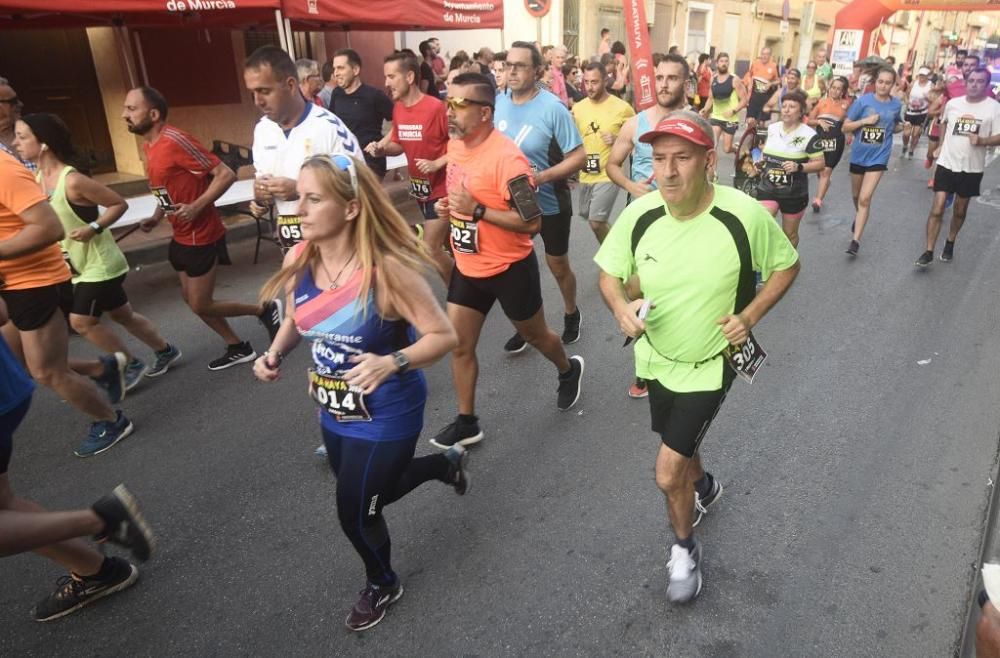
[724,332,767,384]
[953,117,982,136]
[276,215,303,249]
[308,369,371,422]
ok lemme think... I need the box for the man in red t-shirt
[372,51,453,282]
[124,87,281,371]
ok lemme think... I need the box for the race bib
[409,176,432,200]
[753,78,770,94]
[724,332,767,384]
[583,153,601,174]
[816,137,839,153]
[766,168,790,187]
[953,116,982,137]
[860,126,886,144]
[150,186,176,213]
[308,369,371,422]
[449,216,479,254]
[276,215,303,249]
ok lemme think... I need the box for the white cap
[918,67,931,76]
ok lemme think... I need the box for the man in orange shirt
[745,46,780,125]
[428,73,585,450]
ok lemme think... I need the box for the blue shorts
[0,396,31,475]
[417,199,442,221]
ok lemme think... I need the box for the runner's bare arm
[177,162,237,222]
[0,200,64,260]
[700,94,713,117]
[536,146,585,186]
[969,133,1000,147]
[733,79,749,114]
[446,182,540,235]
[66,172,128,231]
[607,118,650,198]
[254,248,303,382]
[598,270,647,338]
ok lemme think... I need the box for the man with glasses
[495,41,586,352]
[0,77,33,171]
[429,72,584,450]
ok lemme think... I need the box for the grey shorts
[578,182,620,222]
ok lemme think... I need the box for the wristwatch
[391,351,410,374]
[89,221,104,234]
[473,204,487,221]
[796,163,804,173]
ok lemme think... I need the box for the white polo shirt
[937,95,1000,174]
[252,102,362,216]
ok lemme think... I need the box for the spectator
[696,53,712,110]
[493,51,508,94]
[602,53,627,98]
[668,45,679,56]
[815,44,833,81]
[549,45,570,106]
[318,60,336,109]
[296,58,324,106]
[476,47,496,87]
[330,48,395,180]
[564,63,584,104]
[598,28,611,57]
[418,41,441,99]
[429,37,447,92]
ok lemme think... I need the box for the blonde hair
[259,155,434,317]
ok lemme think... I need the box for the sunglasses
[445,97,494,111]
[0,96,20,105]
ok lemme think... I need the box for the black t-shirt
[420,62,440,99]
[329,83,394,148]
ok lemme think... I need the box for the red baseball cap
[638,116,715,149]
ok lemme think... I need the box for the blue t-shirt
[495,89,583,215]
[847,93,902,167]
[0,335,34,415]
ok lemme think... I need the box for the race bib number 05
[860,126,886,145]
[151,186,176,213]
[584,153,601,174]
[276,215,303,250]
[724,332,767,384]
[308,369,371,422]
[409,177,432,200]
[449,216,479,254]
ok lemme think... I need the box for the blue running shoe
[92,353,127,404]
[75,411,134,458]
[123,358,148,392]
[146,344,181,378]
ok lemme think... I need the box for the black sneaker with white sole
[443,445,470,495]
[32,557,138,622]
[345,581,404,632]
[503,332,527,354]
[940,241,954,262]
[207,342,256,371]
[258,299,283,342]
[561,308,582,344]
[693,475,723,528]
[430,416,484,449]
[556,355,584,411]
[91,484,156,562]
[915,250,934,268]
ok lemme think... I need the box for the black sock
[458,414,478,425]
[694,473,713,499]
[677,535,696,552]
[156,344,172,355]
[945,240,955,247]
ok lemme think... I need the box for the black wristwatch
[391,351,410,374]
[473,204,487,220]
[796,163,804,173]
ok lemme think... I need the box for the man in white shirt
[916,67,1000,267]
[244,46,361,251]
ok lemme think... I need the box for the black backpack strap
[709,207,755,314]
[630,206,667,258]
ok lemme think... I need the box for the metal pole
[275,9,288,53]
[284,18,296,59]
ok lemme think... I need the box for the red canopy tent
[281,0,503,31]
[0,0,282,29]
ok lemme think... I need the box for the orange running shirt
[812,96,852,121]
[0,151,70,290]
[445,130,536,278]
[746,60,779,94]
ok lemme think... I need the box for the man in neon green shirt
[594,110,800,604]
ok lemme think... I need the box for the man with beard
[125,86,280,371]
[700,52,749,155]
[329,49,394,179]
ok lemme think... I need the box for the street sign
[780,20,789,35]
[525,0,550,18]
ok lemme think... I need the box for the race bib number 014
[276,215,303,249]
[724,332,767,384]
[450,216,479,254]
[308,369,371,422]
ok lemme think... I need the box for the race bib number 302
[449,216,479,254]
[724,332,767,384]
[276,215,303,249]
[308,369,371,422]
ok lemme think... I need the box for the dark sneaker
[557,355,585,411]
[345,581,404,632]
[561,308,582,344]
[207,342,256,371]
[667,539,702,604]
[915,250,934,268]
[32,557,139,622]
[628,378,649,399]
[430,416,484,449]
[443,445,470,495]
[503,332,527,354]
[811,199,821,213]
[693,475,723,528]
[258,299,283,342]
[91,485,156,562]
[940,241,954,262]
[846,240,860,256]
[92,352,127,404]
[123,358,148,392]
[146,344,181,378]
[75,411,134,458]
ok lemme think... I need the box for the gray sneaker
[123,358,148,392]
[146,344,181,378]
[666,540,703,604]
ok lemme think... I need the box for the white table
[109,178,256,229]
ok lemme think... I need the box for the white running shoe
[667,540,703,604]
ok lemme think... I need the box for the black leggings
[322,428,450,587]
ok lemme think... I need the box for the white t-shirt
[907,80,932,113]
[252,103,362,216]
[937,95,1000,174]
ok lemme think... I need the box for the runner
[594,110,799,604]
[370,50,453,282]
[571,61,635,244]
[744,46,781,127]
[763,68,804,116]
[807,76,853,213]
[244,46,362,254]
[14,113,180,386]
[803,61,826,111]
[252,154,467,632]
[925,75,948,187]
[842,66,903,256]
[430,72,585,449]
[699,52,748,155]
[607,53,690,399]
[903,67,934,158]
[755,90,824,247]
[0,77,33,171]
[915,67,1000,267]
[495,42,585,351]
[123,86,280,370]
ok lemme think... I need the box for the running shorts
[539,209,572,257]
[0,281,72,331]
[71,273,128,317]
[417,199,441,221]
[756,194,808,216]
[849,163,888,175]
[648,366,735,458]
[578,183,620,223]
[709,118,740,135]
[446,251,543,322]
[0,396,30,475]
[904,112,928,126]
[746,91,771,121]
[820,137,845,170]
[168,237,231,277]
[933,165,983,198]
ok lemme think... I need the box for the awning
[0,0,282,29]
[281,0,504,31]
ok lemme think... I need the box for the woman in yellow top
[803,61,826,111]
[14,113,179,390]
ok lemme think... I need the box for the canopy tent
[282,0,503,31]
[0,0,282,29]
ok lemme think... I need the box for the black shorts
[0,396,31,475]
[168,238,231,278]
[71,273,128,317]
[746,91,771,121]
[446,251,543,322]
[821,139,845,169]
[539,208,572,257]
[709,117,739,135]
[0,281,72,331]
[904,112,927,126]
[933,165,983,198]
[648,367,735,458]
[417,199,441,221]
[756,193,809,215]
[849,163,888,175]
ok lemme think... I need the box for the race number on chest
[953,116,982,136]
[276,215,303,249]
[409,176,432,200]
[151,186,176,213]
[860,125,886,144]
[449,216,479,254]
[308,369,371,422]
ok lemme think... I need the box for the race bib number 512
[724,332,767,384]
[308,369,371,422]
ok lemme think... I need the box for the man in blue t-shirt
[495,41,586,352]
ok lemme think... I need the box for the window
[685,2,713,58]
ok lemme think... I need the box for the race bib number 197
[860,126,886,145]
[308,369,371,422]
[724,332,767,384]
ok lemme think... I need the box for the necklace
[319,251,356,290]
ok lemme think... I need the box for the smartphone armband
[507,174,542,222]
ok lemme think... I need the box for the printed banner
[831,29,864,77]
[623,0,655,111]
[284,0,504,29]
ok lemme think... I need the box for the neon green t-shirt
[594,184,798,392]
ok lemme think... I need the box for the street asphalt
[3,139,1000,657]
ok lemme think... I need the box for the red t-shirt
[391,94,449,202]
[143,125,226,246]
[697,66,712,98]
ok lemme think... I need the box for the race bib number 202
[449,216,479,254]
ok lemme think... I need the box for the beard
[718,65,728,75]
[657,87,686,110]
[126,117,153,135]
